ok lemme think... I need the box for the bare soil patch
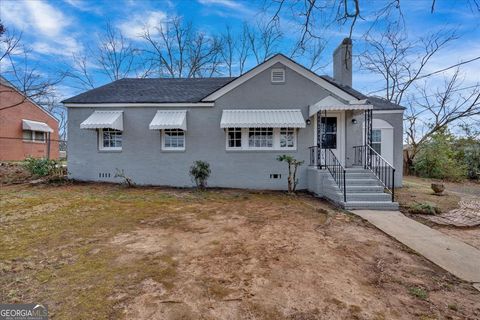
[1,184,479,319]
[0,162,33,184]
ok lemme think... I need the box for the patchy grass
[396,176,461,214]
[408,202,441,215]
[1,183,479,319]
[408,286,429,300]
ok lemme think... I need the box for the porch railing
[309,146,346,203]
[353,145,396,202]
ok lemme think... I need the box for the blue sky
[1,0,479,102]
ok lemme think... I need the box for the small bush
[23,157,58,177]
[408,202,440,215]
[413,130,466,181]
[189,160,211,189]
[408,286,428,300]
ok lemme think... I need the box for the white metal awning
[149,110,187,131]
[220,109,306,128]
[22,119,53,133]
[309,96,373,116]
[80,111,123,131]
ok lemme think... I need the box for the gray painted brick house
[63,39,404,210]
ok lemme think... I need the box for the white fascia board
[201,54,360,102]
[64,102,214,108]
[372,109,404,114]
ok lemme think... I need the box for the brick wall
[0,84,60,160]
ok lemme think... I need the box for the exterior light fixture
[352,119,358,124]
[306,119,311,125]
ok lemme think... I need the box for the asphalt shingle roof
[62,74,404,110]
[62,77,236,104]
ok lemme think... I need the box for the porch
[306,99,398,210]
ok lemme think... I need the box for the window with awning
[22,119,53,133]
[149,110,187,131]
[80,110,123,131]
[221,110,305,151]
[220,109,305,128]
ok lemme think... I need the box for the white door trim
[313,111,345,166]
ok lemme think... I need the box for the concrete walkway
[352,210,480,284]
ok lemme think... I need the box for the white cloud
[119,11,168,40]
[32,36,83,57]
[2,0,69,36]
[63,0,102,15]
[197,0,256,17]
[197,0,245,10]
[1,0,83,57]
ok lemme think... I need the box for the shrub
[408,286,428,300]
[408,202,440,215]
[114,169,135,187]
[189,160,211,189]
[23,157,58,177]
[277,155,304,193]
[454,138,480,180]
[413,130,466,181]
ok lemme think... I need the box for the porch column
[364,109,373,168]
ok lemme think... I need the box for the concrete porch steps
[324,168,398,210]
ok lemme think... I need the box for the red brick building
[0,76,59,160]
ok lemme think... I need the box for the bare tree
[237,23,251,75]
[404,69,480,170]
[96,23,144,81]
[65,23,147,90]
[360,26,458,105]
[142,17,222,78]
[264,0,477,48]
[220,26,235,77]
[290,37,327,72]
[246,21,282,64]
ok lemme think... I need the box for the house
[0,76,59,161]
[63,39,404,210]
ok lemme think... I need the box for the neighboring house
[0,76,59,161]
[63,38,404,210]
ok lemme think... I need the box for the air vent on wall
[270,174,282,179]
[99,172,111,178]
[271,69,285,83]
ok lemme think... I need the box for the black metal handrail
[309,146,346,203]
[353,145,396,202]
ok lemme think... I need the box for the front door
[314,111,345,166]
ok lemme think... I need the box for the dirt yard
[397,176,480,250]
[1,183,479,319]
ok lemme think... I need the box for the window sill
[98,149,122,153]
[23,140,46,144]
[161,148,186,153]
[226,149,297,153]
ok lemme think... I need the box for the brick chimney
[333,38,352,87]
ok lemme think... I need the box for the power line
[402,84,480,105]
[367,56,480,95]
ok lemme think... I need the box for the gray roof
[62,73,404,110]
[365,96,404,110]
[62,77,236,104]
[320,75,404,110]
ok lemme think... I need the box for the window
[280,128,295,148]
[163,129,185,150]
[249,127,273,148]
[34,131,46,142]
[225,128,297,151]
[372,129,381,154]
[99,128,122,151]
[271,68,285,83]
[320,117,337,149]
[227,128,242,148]
[22,130,46,143]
